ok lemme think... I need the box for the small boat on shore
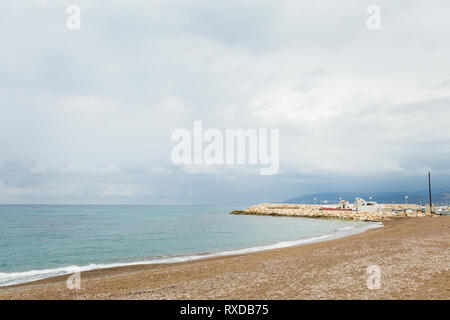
[435,206,450,215]
[319,197,384,213]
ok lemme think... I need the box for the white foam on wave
[0,221,383,287]
[337,226,354,231]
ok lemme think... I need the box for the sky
[0,0,449,205]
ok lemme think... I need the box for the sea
[0,205,382,286]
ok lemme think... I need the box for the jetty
[230,198,435,222]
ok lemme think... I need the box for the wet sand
[0,216,449,300]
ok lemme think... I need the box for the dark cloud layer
[0,1,449,204]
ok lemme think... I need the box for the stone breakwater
[230,203,433,222]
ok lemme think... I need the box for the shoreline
[0,219,382,288]
[1,216,449,299]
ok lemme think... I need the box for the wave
[338,226,355,231]
[0,221,383,287]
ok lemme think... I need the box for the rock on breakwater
[230,203,434,222]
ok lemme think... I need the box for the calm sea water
[0,205,379,286]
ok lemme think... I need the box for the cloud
[29,163,50,174]
[0,1,449,204]
[60,164,121,175]
[100,185,136,197]
[147,166,172,175]
[0,181,33,196]
[98,165,122,174]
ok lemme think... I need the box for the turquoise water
[0,205,379,286]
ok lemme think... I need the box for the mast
[428,172,433,213]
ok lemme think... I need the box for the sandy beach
[0,216,449,300]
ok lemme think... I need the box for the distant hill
[283,189,450,205]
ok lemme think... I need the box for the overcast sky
[0,1,449,204]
